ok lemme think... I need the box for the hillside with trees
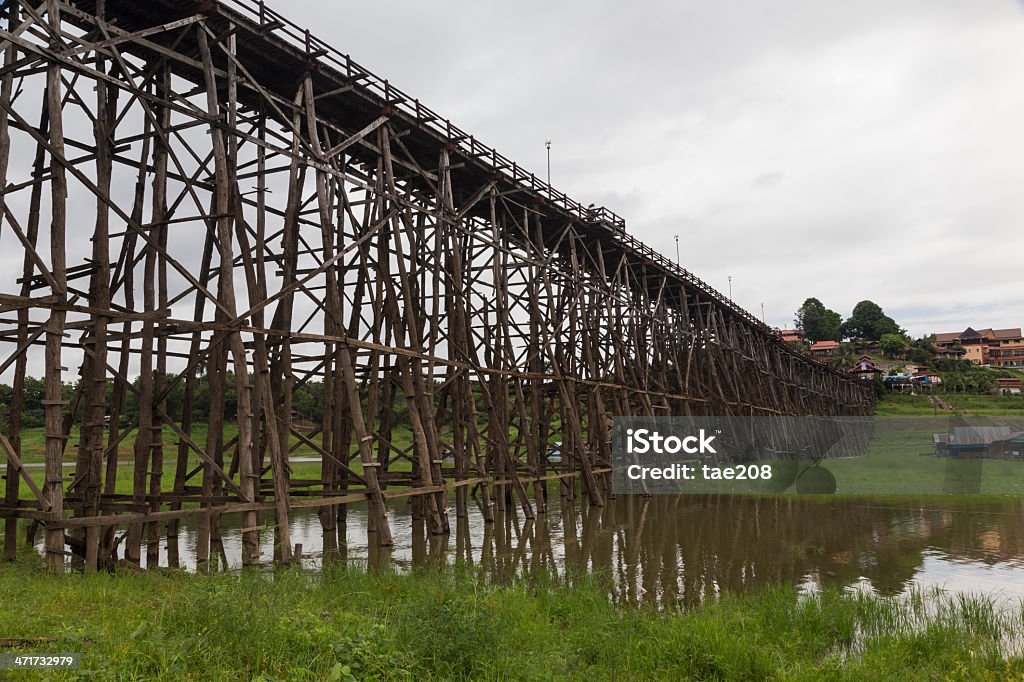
[791,298,1024,394]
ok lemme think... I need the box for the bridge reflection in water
[90,495,1024,607]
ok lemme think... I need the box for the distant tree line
[792,297,941,362]
[794,298,901,344]
[0,373,492,431]
[0,374,335,430]
[792,298,1024,396]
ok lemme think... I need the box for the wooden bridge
[0,0,875,572]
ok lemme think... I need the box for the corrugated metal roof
[952,426,1012,445]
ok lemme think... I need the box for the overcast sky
[280,0,1024,337]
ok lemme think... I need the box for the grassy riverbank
[1,559,1021,681]
[874,392,1024,416]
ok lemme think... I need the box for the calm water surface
[74,494,1024,607]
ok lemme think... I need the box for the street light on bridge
[545,140,551,186]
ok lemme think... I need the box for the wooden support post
[42,0,68,573]
[198,25,261,566]
[1,1,22,563]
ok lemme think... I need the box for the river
[47,494,1023,608]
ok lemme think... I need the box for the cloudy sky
[281,0,1024,337]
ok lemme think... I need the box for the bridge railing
[216,0,853,382]
[217,0,625,229]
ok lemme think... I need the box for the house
[933,344,966,361]
[934,427,1024,459]
[934,327,989,364]
[849,355,883,381]
[933,426,1012,458]
[935,327,1023,366]
[910,370,942,387]
[883,374,914,391]
[987,330,1024,369]
[990,432,1024,459]
[808,340,840,357]
[996,378,1022,395]
[778,329,804,344]
[852,339,881,355]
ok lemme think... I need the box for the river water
[81,494,1024,607]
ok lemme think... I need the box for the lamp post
[728,275,732,300]
[545,140,551,186]
[761,302,765,324]
[674,234,679,266]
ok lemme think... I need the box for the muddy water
[72,494,1024,607]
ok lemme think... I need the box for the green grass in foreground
[1,559,1022,681]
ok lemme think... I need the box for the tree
[828,342,859,371]
[880,333,909,358]
[841,300,900,341]
[906,335,936,366]
[794,297,842,343]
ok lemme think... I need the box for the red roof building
[996,378,1022,394]
[934,327,1023,367]
[778,329,804,344]
[808,340,840,357]
[849,355,883,380]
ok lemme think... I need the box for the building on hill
[808,340,839,357]
[910,369,941,389]
[852,339,881,355]
[934,327,1023,366]
[996,377,1022,395]
[933,344,966,361]
[988,333,1024,369]
[934,327,990,364]
[883,374,914,391]
[849,355,883,381]
[778,329,804,344]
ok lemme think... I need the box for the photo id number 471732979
[0,653,81,669]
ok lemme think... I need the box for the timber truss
[0,0,875,571]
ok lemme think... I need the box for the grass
[943,394,1024,416]
[15,460,391,501]
[827,417,1024,495]
[654,414,1024,496]
[11,424,422,500]
[14,455,364,501]
[0,557,1021,681]
[875,392,1024,416]
[10,393,1024,499]
[10,423,419,465]
[12,394,1024,498]
[873,393,937,416]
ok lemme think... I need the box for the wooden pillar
[197,25,261,566]
[76,0,117,571]
[42,0,68,573]
[1,2,23,562]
